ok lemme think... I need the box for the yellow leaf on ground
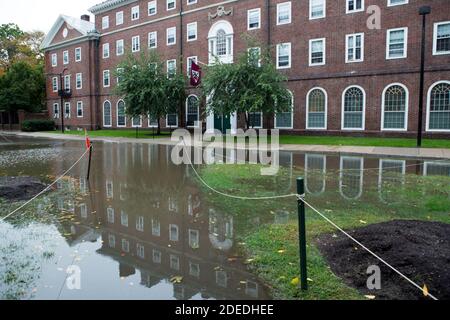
[359,220,367,224]
[423,284,429,297]
[291,277,300,286]
[170,276,183,284]
[278,250,286,254]
[364,295,376,300]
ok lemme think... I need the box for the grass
[45,129,172,139]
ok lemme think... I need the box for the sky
[0,0,101,33]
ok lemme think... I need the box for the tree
[115,51,186,135]
[201,41,292,129]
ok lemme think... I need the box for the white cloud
[0,0,100,33]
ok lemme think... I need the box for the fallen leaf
[423,284,429,297]
[364,295,376,300]
[170,276,183,284]
[359,220,367,224]
[291,277,300,286]
[278,250,286,254]
[307,278,313,282]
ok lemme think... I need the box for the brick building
[41,0,450,137]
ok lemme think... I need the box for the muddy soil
[0,177,47,202]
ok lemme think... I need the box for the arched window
[339,156,364,200]
[305,154,326,195]
[427,81,450,131]
[307,88,327,130]
[275,91,294,129]
[186,95,200,127]
[382,84,408,131]
[117,100,126,127]
[103,101,112,127]
[342,86,365,130]
[208,21,234,64]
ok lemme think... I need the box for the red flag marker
[190,61,202,87]
[85,129,91,150]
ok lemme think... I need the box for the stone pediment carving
[208,6,233,21]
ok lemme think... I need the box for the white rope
[0,147,91,222]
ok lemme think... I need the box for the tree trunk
[245,113,250,130]
[157,118,161,135]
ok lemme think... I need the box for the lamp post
[417,6,431,148]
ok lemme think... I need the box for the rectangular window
[248,47,261,67]
[51,53,57,67]
[116,11,124,25]
[248,8,261,30]
[387,28,407,59]
[277,2,292,25]
[64,75,71,90]
[132,35,140,52]
[103,70,110,87]
[187,22,197,41]
[75,48,81,62]
[148,31,157,48]
[277,43,291,69]
[167,27,176,45]
[132,116,142,127]
[388,0,408,6]
[167,0,176,10]
[77,101,83,118]
[103,43,110,59]
[309,38,325,66]
[167,59,176,78]
[346,33,364,63]
[53,103,59,118]
[136,216,144,232]
[76,73,82,89]
[64,102,71,118]
[169,224,179,241]
[187,56,197,77]
[131,6,140,20]
[167,114,178,127]
[117,68,124,84]
[102,16,109,29]
[52,77,58,92]
[116,39,124,55]
[187,0,197,5]
[346,0,364,13]
[63,50,69,65]
[148,1,157,15]
[310,0,325,19]
[433,21,450,55]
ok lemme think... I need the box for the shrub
[21,120,55,132]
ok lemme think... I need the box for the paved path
[2,131,450,160]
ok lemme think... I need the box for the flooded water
[0,135,449,300]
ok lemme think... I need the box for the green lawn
[46,129,171,139]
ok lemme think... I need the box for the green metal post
[297,177,308,291]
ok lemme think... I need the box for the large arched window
[275,91,294,129]
[382,84,408,131]
[339,156,364,200]
[305,154,326,195]
[186,95,200,127]
[208,21,234,64]
[342,86,365,130]
[103,100,112,127]
[306,88,327,130]
[117,100,126,127]
[427,81,450,131]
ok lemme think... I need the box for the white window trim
[51,53,57,67]
[274,91,294,130]
[276,42,291,69]
[167,0,176,11]
[75,48,81,62]
[166,114,179,128]
[167,27,177,46]
[187,56,198,77]
[52,77,58,92]
[309,38,326,66]
[433,21,450,56]
[277,2,292,25]
[387,0,409,7]
[53,103,60,119]
[339,156,364,200]
[345,33,364,63]
[247,8,261,31]
[341,85,366,131]
[167,59,177,76]
[132,115,143,128]
[148,116,159,128]
[426,80,450,132]
[116,39,124,56]
[346,0,365,14]
[116,11,124,25]
[76,101,83,118]
[247,111,263,129]
[386,27,408,60]
[248,47,261,67]
[63,50,69,65]
[102,16,109,29]
[148,31,158,48]
[103,43,110,59]
[103,70,111,88]
[305,154,327,195]
[132,35,140,52]
[148,1,157,16]
[187,22,198,42]
[306,87,328,130]
[187,0,198,5]
[64,102,71,119]
[117,100,127,127]
[186,94,200,128]
[381,83,409,132]
[76,73,83,90]
[131,5,140,21]
[309,0,326,20]
[64,75,71,90]
[103,101,112,127]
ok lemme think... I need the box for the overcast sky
[0,0,100,33]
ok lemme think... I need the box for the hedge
[21,120,55,132]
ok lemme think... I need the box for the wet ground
[0,135,449,300]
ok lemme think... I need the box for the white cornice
[89,0,138,15]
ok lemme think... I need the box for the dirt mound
[0,177,47,202]
[316,220,450,300]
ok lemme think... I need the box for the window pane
[343,87,364,129]
[429,83,450,130]
[384,85,406,129]
[308,89,326,128]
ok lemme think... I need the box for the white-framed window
[116,39,124,56]
[189,229,200,249]
[275,91,294,129]
[132,35,140,52]
[64,75,71,90]
[306,87,327,130]
[248,47,261,67]
[346,33,364,63]
[248,111,263,128]
[342,85,366,130]
[167,0,176,11]
[103,43,110,59]
[426,81,450,132]
[305,154,327,195]
[339,156,364,200]
[381,83,408,131]
[75,48,81,62]
[52,77,58,92]
[167,59,176,78]
[103,70,110,88]
[117,67,124,84]
[148,116,158,128]
[136,216,144,232]
[187,56,197,77]
[310,0,326,19]
[103,100,112,127]
[132,115,142,128]
[276,43,291,69]
[102,16,109,29]
[169,224,179,242]
[433,21,450,55]
[63,50,69,65]
[309,38,325,66]
[51,53,57,67]
[151,219,161,237]
[121,239,130,253]
[186,94,199,127]
[136,243,145,258]
[76,73,82,90]
[386,27,407,59]
[117,100,126,127]
[116,11,124,25]
[131,5,140,20]
[346,0,364,13]
[170,255,180,271]
[120,210,128,227]
[53,103,59,119]
[148,1,157,15]
[166,113,179,127]
[388,0,408,6]
[106,180,113,198]
[153,249,162,263]
[107,208,115,223]
[76,101,83,118]
[148,31,157,48]
[187,22,197,41]
[247,8,261,30]
[277,2,292,25]
[187,0,197,5]
[167,27,176,45]
[64,102,71,119]
[208,21,234,64]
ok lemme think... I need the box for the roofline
[88,0,138,15]
[41,33,100,52]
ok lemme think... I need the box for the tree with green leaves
[201,40,292,129]
[115,51,186,135]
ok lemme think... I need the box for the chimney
[81,14,90,22]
